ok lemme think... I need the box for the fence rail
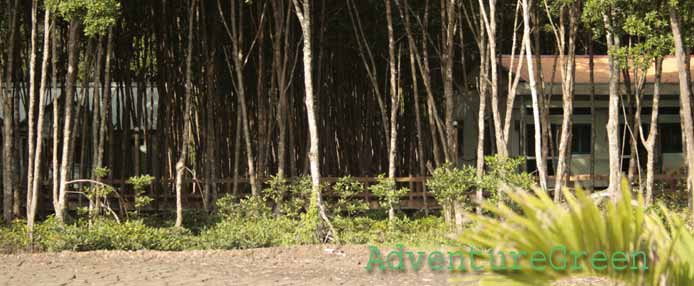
[34,174,685,214]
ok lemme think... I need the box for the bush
[197,217,299,249]
[369,174,409,218]
[34,217,194,251]
[426,163,477,208]
[330,176,368,217]
[335,216,449,246]
[0,220,29,253]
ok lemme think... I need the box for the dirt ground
[0,245,612,286]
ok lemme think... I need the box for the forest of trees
[2,0,694,237]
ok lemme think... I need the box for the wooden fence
[36,174,685,215]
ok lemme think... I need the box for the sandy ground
[0,245,468,286]
[0,245,612,286]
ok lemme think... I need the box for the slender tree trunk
[56,20,82,223]
[221,0,259,197]
[475,12,489,214]
[174,0,197,228]
[385,0,400,222]
[272,0,291,179]
[522,0,547,191]
[405,16,428,216]
[292,0,338,242]
[396,0,428,214]
[26,0,39,241]
[442,0,459,162]
[201,3,217,211]
[589,36,596,191]
[232,112,242,196]
[51,17,61,216]
[2,0,19,223]
[552,4,577,199]
[28,1,51,245]
[604,12,622,198]
[95,30,114,174]
[669,7,694,216]
[640,58,662,206]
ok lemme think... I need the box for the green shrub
[0,220,29,252]
[262,175,290,214]
[426,163,477,208]
[335,216,449,246]
[127,175,155,215]
[331,176,368,217]
[197,217,299,249]
[34,217,194,251]
[369,174,409,218]
[215,194,272,220]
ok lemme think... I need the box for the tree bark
[292,0,338,242]
[220,0,259,197]
[604,12,622,198]
[28,0,52,245]
[442,0,459,162]
[385,0,400,222]
[56,20,82,223]
[2,0,19,223]
[95,30,114,174]
[638,58,662,206]
[669,7,694,215]
[552,3,578,199]
[174,0,197,228]
[522,0,547,191]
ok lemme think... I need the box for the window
[526,159,555,176]
[660,123,683,153]
[526,123,592,155]
[571,124,591,154]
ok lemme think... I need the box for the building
[458,55,691,189]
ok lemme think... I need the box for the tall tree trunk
[669,7,694,216]
[95,30,114,174]
[28,1,51,245]
[220,0,259,197]
[442,0,459,162]
[174,0,197,228]
[201,2,217,211]
[404,12,428,216]
[51,17,60,216]
[26,0,39,241]
[271,0,292,179]
[479,0,508,158]
[385,0,399,222]
[475,10,489,214]
[292,0,338,242]
[604,12,622,198]
[552,4,578,199]
[522,0,547,191]
[56,20,82,224]
[589,35,596,191]
[2,0,19,223]
[639,58,662,206]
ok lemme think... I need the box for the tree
[174,0,197,228]
[52,0,119,224]
[583,0,623,198]
[292,0,338,241]
[522,0,548,191]
[2,0,20,223]
[219,0,259,197]
[26,0,40,243]
[669,3,694,215]
[545,0,579,199]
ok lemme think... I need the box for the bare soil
[0,245,455,286]
[0,245,612,286]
